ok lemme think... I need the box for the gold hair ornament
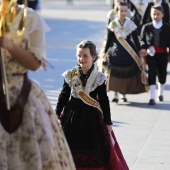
[17,0,27,36]
[0,0,10,36]
[0,0,27,36]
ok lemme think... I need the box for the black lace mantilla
[78,64,94,87]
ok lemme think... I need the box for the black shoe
[121,97,127,102]
[148,99,155,105]
[158,95,163,101]
[112,98,119,103]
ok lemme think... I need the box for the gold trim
[131,2,144,16]
[70,67,103,115]
[111,20,148,89]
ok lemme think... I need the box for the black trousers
[147,53,168,85]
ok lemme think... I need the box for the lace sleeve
[26,8,50,34]
[26,9,50,70]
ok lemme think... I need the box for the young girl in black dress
[103,2,147,103]
[56,40,129,170]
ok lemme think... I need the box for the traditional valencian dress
[0,5,75,170]
[104,17,147,94]
[56,64,129,170]
[130,0,148,33]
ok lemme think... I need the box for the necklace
[119,19,125,26]
[119,19,125,31]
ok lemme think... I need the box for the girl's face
[76,47,96,71]
[117,5,128,20]
[151,8,164,23]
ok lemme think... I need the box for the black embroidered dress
[56,65,113,169]
[104,17,146,94]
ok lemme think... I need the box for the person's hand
[106,125,112,133]
[139,49,147,58]
[0,33,14,50]
[58,119,61,124]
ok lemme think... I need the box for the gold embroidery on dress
[69,67,103,115]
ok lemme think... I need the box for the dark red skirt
[77,131,129,170]
[61,98,129,170]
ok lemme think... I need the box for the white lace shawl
[62,66,107,98]
[108,17,137,39]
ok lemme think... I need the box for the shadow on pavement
[165,84,170,90]
[111,120,129,127]
[167,71,170,75]
[123,102,170,111]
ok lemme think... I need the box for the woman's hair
[76,40,99,62]
[151,5,164,13]
[114,1,128,12]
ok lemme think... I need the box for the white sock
[114,92,119,99]
[149,85,156,100]
[158,83,165,96]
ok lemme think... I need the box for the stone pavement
[36,1,170,169]
[107,64,170,170]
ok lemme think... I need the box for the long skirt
[61,98,129,170]
[107,63,146,94]
[0,82,75,170]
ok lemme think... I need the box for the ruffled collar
[109,17,137,38]
[78,64,94,87]
[152,20,163,29]
[115,17,127,28]
[115,17,136,31]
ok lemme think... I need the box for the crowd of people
[100,0,170,106]
[0,0,170,170]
